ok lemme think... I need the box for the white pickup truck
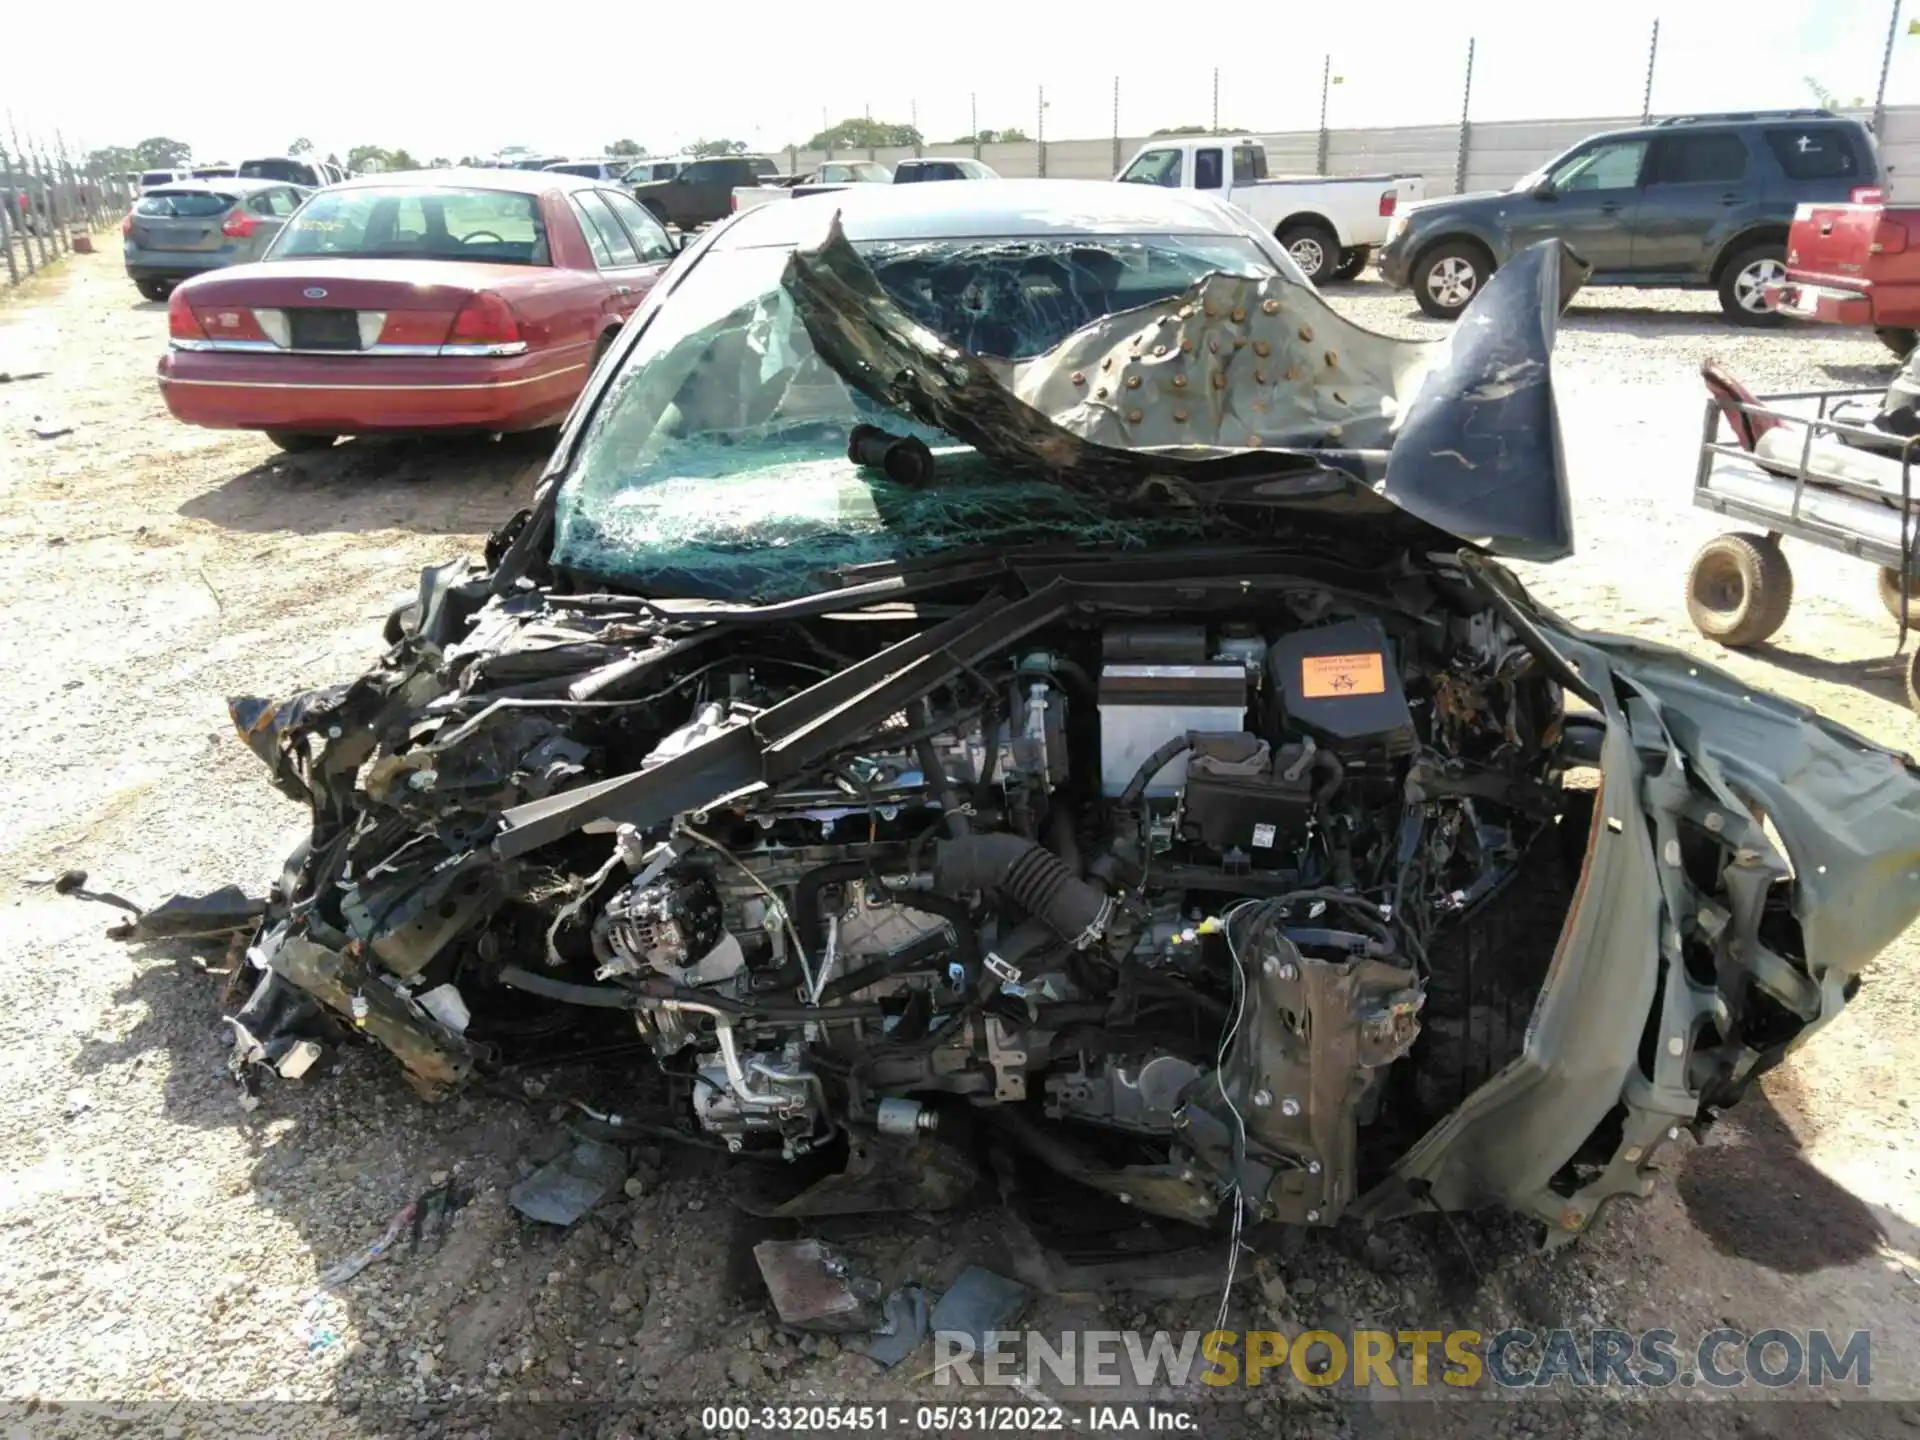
[1116,137,1426,283]
[731,160,893,214]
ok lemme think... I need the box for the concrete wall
[783,104,1920,200]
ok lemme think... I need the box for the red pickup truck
[1769,196,1920,357]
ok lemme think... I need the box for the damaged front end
[210,219,1920,1243]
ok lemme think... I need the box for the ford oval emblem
[303,287,328,299]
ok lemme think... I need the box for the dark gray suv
[1377,109,1881,325]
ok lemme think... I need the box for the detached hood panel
[782,225,1587,560]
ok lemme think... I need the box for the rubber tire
[135,278,172,302]
[1685,533,1794,647]
[266,432,337,454]
[1907,648,1920,716]
[1716,242,1789,327]
[1879,327,1918,360]
[1410,239,1491,320]
[1277,222,1340,284]
[1878,565,1920,623]
[1329,246,1370,283]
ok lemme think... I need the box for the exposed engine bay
[201,229,1920,1249]
[230,557,1582,1233]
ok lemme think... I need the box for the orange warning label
[1300,652,1386,699]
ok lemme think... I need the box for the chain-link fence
[0,126,137,290]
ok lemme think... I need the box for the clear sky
[7,0,1915,163]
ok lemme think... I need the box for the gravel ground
[2,250,1919,1437]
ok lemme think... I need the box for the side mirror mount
[1531,179,1558,201]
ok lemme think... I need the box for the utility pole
[1112,76,1121,176]
[1874,0,1902,137]
[1453,38,1476,195]
[865,101,875,160]
[823,105,831,160]
[1317,54,1332,175]
[911,99,921,157]
[971,92,980,159]
[1038,85,1047,178]
[1640,18,1660,123]
[1212,67,1220,133]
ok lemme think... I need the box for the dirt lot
[3,248,1920,1437]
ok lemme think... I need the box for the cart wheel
[1686,533,1794,647]
[1907,648,1920,716]
[1878,566,1920,624]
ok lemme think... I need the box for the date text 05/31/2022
[699,1405,1199,1431]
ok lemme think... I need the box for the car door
[1631,130,1754,277]
[567,191,642,325]
[593,190,675,318]
[675,159,735,226]
[1192,146,1224,194]
[1503,137,1647,274]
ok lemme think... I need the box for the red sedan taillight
[446,291,523,350]
[121,211,133,237]
[1852,186,1885,205]
[221,210,259,239]
[168,288,207,343]
[1379,190,1398,218]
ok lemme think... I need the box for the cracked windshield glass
[552,234,1275,600]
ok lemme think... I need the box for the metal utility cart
[1688,381,1920,713]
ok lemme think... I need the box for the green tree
[85,145,136,175]
[456,154,488,168]
[429,156,453,168]
[607,138,643,157]
[951,127,1029,145]
[347,145,423,174]
[288,137,315,156]
[687,137,750,157]
[133,137,192,167]
[805,117,922,150]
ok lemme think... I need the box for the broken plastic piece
[507,1138,629,1225]
[849,1285,930,1368]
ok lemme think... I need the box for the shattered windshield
[553,234,1277,601]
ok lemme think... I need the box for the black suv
[1377,109,1881,324]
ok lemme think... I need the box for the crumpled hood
[781,222,1588,561]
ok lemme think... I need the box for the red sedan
[157,169,679,451]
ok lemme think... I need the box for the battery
[1267,617,1415,753]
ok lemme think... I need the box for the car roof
[328,167,602,195]
[712,179,1258,248]
[143,177,288,194]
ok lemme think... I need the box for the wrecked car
[216,180,1920,1245]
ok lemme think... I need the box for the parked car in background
[157,170,680,450]
[731,160,891,213]
[631,154,779,229]
[1768,199,1920,357]
[507,155,568,172]
[192,163,237,180]
[1116,136,1423,283]
[544,158,632,182]
[622,157,687,185]
[237,156,338,189]
[139,168,191,193]
[122,178,308,300]
[1377,108,1882,323]
[892,156,999,183]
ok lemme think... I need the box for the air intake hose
[931,834,1109,946]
